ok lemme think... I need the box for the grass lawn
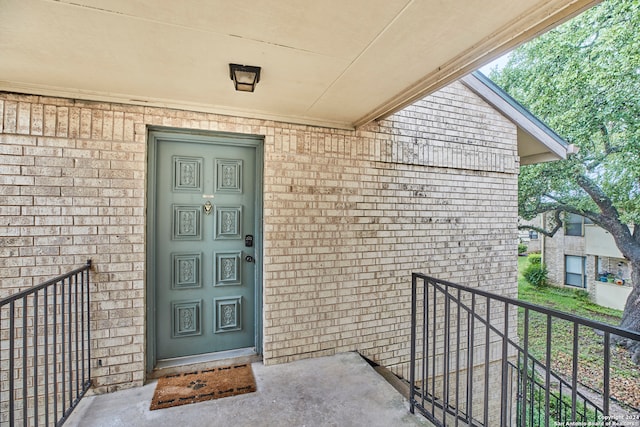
[517,255,640,410]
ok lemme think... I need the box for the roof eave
[460,71,570,164]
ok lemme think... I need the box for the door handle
[244,255,255,263]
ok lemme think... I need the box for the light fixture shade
[229,64,261,92]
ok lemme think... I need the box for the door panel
[153,135,257,360]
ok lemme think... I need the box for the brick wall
[0,80,519,393]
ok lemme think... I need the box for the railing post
[75,272,80,399]
[467,293,475,426]
[33,292,39,426]
[500,302,509,426]
[483,297,490,427]
[22,296,28,427]
[521,308,529,426]
[61,277,66,417]
[544,314,552,427]
[9,301,15,427]
[603,332,610,417]
[68,274,74,411]
[44,286,50,427]
[454,287,461,425]
[410,273,417,414]
[571,323,579,421]
[86,259,92,389]
[442,283,450,423]
[422,276,428,412]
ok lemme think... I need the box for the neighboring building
[585,225,634,311]
[519,217,541,253]
[538,212,633,310]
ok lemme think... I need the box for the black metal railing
[506,357,601,426]
[409,273,640,427]
[1,260,92,427]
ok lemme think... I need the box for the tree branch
[585,146,623,171]
[523,195,605,227]
[576,175,621,222]
[600,123,612,153]
[576,174,640,261]
[577,29,600,49]
[518,210,564,237]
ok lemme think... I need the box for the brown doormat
[150,364,256,410]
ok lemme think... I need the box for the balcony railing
[409,272,640,427]
[1,260,92,427]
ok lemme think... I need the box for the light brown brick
[0,79,519,395]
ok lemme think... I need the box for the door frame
[145,127,264,373]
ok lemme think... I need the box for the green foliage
[518,270,623,321]
[494,0,640,330]
[490,0,640,226]
[518,377,600,426]
[575,289,591,302]
[528,253,542,265]
[516,279,640,410]
[518,243,528,254]
[523,262,548,288]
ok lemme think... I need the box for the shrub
[528,253,542,265]
[523,263,548,288]
[518,243,528,254]
[575,289,590,302]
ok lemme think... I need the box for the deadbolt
[245,255,255,263]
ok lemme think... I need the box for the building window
[565,214,593,237]
[565,255,586,288]
[565,213,584,236]
[529,230,538,240]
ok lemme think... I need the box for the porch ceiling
[0,0,596,130]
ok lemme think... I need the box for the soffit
[461,72,573,165]
[0,0,598,129]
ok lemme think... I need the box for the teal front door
[149,131,260,361]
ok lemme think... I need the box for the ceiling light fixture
[229,63,261,92]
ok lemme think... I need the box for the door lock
[245,235,254,247]
[244,255,255,263]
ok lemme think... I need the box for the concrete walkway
[65,352,433,427]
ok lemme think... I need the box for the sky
[479,52,512,75]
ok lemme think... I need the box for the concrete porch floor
[65,352,433,427]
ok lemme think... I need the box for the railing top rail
[413,272,640,342]
[0,259,92,307]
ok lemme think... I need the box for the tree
[490,0,640,362]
